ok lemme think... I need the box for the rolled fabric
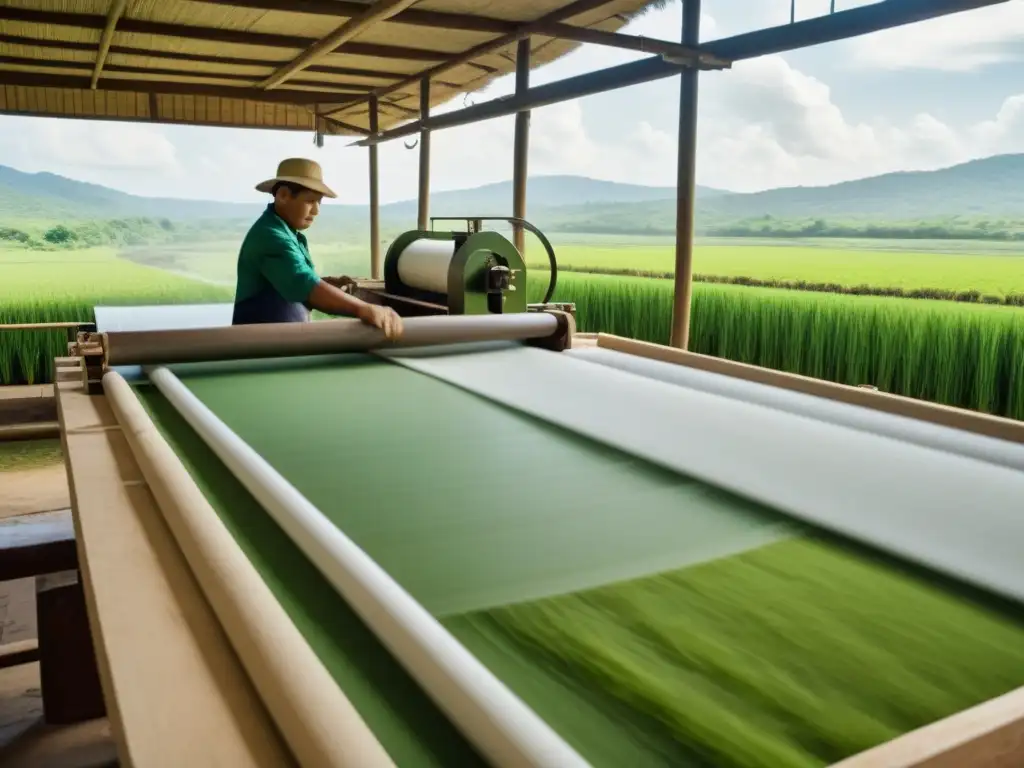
[102,313,559,366]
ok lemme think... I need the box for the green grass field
[2,239,1023,420]
[532,242,1024,297]
[0,246,230,383]
[528,272,1024,420]
[0,438,63,472]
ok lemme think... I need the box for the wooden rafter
[188,0,515,34]
[534,21,729,67]
[260,0,422,90]
[0,55,386,93]
[0,70,361,105]
[91,0,129,89]
[327,0,619,118]
[0,8,453,63]
[0,33,456,83]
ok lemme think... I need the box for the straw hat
[256,158,337,198]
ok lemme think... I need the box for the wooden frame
[53,362,292,765]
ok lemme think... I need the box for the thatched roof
[0,0,666,137]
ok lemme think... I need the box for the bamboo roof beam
[91,0,129,89]
[326,0,619,120]
[187,0,515,35]
[0,71,360,105]
[0,55,384,93]
[259,0,423,91]
[0,8,453,64]
[0,33,465,85]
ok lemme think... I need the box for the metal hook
[404,137,419,150]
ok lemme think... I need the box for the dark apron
[232,286,311,325]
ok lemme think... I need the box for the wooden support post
[512,38,531,256]
[669,0,701,349]
[36,570,106,725]
[369,94,381,279]
[417,77,431,230]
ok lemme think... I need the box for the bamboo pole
[103,371,394,768]
[417,77,430,230]
[146,365,588,768]
[512,38,531,256]
[369,95,381,279]
[669,0,701,350]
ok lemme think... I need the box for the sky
[0,0,1021,204]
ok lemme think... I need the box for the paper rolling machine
[343,216,570,319]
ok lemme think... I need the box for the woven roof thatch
[0,0,666,137]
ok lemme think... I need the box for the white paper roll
[396,239,457,294]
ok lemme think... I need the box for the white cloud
[0,1,1020,203]
[684,54,1024,191]
[6,119,179,173]
[848,2,1024,72]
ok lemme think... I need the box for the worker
[233,157,402,340]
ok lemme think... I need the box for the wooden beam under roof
[0,33,450,82]
[0,8,454,63]
[0,70,361,105]
[260,0,421,90]
[327,0,618,119]
[91,0,129,89]
[0,55,385,93]
[188,0,515,34]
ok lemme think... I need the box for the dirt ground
[1,465,70,521]
[0,463,116,766]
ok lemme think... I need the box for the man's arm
[260,233,403,339]
[306,281,403,340]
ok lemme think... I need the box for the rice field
[2,244,1023,422]
[534,242,1024,298]
[528,273,1024,421]
[0,247,230,384]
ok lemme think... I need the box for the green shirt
[235,203,321,305]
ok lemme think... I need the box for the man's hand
[357,303,403,341]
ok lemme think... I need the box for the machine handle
[429,216,558,305]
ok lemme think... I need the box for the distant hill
[405,176,723,215]
[1,154,1022,234]
[697,154,1024,220]
[0,167,714,223]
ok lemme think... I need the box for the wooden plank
[36,570,105,725]
[834,685,1024,767]
[0,639,38,670]
[0,323,86,331]
[0,423,60,442]
[0,510,77,582]
[597,334,1024,444]
[0,401,57,430]
[0,386,53,401]
[55,379,295,767]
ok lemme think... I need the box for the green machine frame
[382,216,559,316]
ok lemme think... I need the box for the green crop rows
[527,272,1024,420]
[2,245,1023,421]
[0,247,230,384]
